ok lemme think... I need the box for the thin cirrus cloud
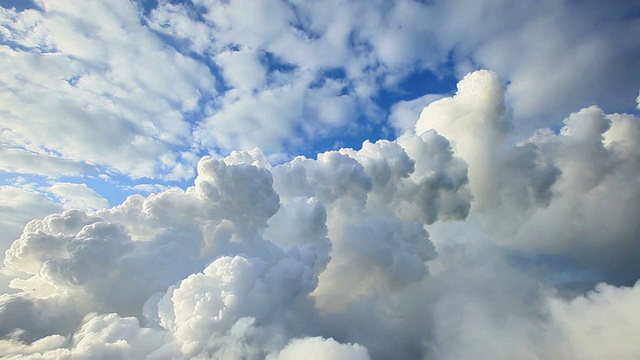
[1,0,639,359]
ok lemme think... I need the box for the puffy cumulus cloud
[0,312,178,359]
[0,186,62,292]
[416,70,557,212]
[155,255,320,358]
[1,70,640,359]
[0,114,468,358]
[389,94,446,134]
[0,293,84,344]
[0,186,61,249]
[549,281,640,360]
[417,70,640,284]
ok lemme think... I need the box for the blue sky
[1,1,640,358]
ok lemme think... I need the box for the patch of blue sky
[507,251,607,292]
[0,172,48,188]
[0,166,189,209]
[83,172,190,206]
[260,51,298,75]
[376,67,458,112]
[0,0,39,11]
[309,68,348,90]
[136,0,196,18]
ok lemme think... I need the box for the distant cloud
[119,183,174,194]
[1,0,637,182]
[47,182,109,211]
[0,1,215,179]
[0,147,88,177]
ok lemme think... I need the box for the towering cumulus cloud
[2,70,640,359]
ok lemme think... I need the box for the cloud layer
[1,0,638,181]
[1,70,640,359]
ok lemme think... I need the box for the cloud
[2,0,637,189]
[47,182,109,211]
[0,96,471,358]
[0,147,89,177]
[549,281,640,360]
[0,186,62,292]
[1,0,638,356]
[1,0,639,354]
[273,337,370,360]
[146,0,639,168]
[1,69,638,358]
[389,94,446,134]
[0,186,61,248]
[0,1,215,179]
[431,0,640,123]
[119,183,175,195]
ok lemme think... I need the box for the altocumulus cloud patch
[0,70,640,359]
[1,0,638,180]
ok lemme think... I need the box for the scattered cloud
[3,0,637,181]
[0,0,215,179]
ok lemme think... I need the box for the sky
[0,0,639,359]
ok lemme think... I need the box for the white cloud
[274,337,370,360]
[214,48,268,91]
[0,187,61,247]
[120,183,174,195]
[0,186,62,292]
[2,70,637,358]
[0,1,216,179]
[47,182,109,211]
[549,281,640,360]
[3,0,637,185]
[389,94,446,134]
[0,147,88,177]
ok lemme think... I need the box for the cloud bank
[1,70,640,359]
